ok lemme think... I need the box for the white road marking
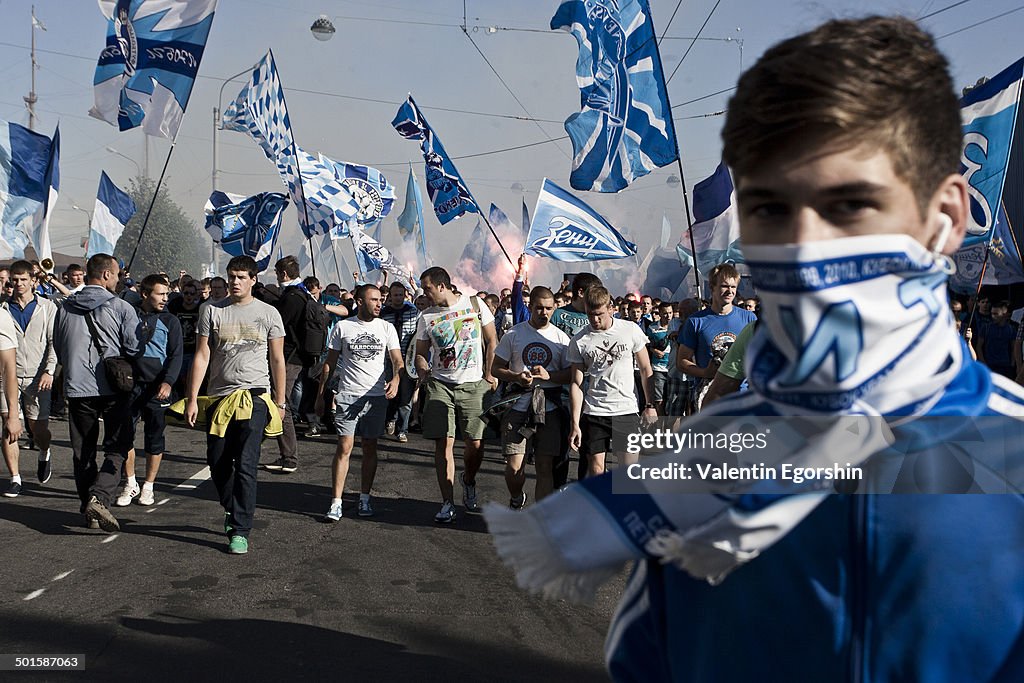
[173,466,211,491]
[23,589,45,601]
[100,534,119,544]
[51,570,74,582]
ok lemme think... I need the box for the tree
[113,176,207,279]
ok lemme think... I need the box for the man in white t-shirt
[568,286,657,477]
[316,284,402,521]
[414,266,498,523]
[491,286,572,507]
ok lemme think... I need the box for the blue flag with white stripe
[959,58,1023,246]
[392,95,479,225]
[352,226,413,284]
[90,0,218,139]
[525,178,636,261]
[397,164,429,271]
[676,162,743,282]
[552,0,679,193]
[0,119,52,257]
[204,190,288,273]
[29,125,59,262]
[321,160,395,231]
[88,171,136,258]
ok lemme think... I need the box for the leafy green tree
[113,176,208,279]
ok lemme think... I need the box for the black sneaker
[4,481,22,497]
[510,492,528,510]
[37,459,51,484]
[305,425,321,438]
[262,459,285,472]
[84,496,120,533]
[281,461,298,474]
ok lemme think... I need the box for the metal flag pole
[645,4,701,299]
[127,142,176,271]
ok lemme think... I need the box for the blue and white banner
[525,178,636,261]
[392,95,479,225]
[28,125,59,262]
[676,162,743,282]
[551,0,679,193]
[351,226,413,284]
[959,57,1023,246]
[90,0,218,139]
[0,120,52,258]
[320,159,395,230]
[88,171,136,258]
[204,190,288,273]
[397,164,429,271]
[223,50,358,238]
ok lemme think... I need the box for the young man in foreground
[486,16,1024,681]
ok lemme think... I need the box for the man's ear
[929,173,969,255]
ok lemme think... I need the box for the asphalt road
[0,416,623,682]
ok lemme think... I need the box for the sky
[1,0,1023,286]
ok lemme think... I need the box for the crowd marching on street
[0,248,1015,557]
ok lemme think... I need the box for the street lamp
[310,15,336,41]
[105,146,142,178]
[72,204,92,256]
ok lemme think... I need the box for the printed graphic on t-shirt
[710,331,737,365]
[522,341,554,367]
[426,309,481,371]
[350,332,384,361]
[218,321,272,358]
[584,339,631,372]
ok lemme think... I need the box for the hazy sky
[1,0,1023,283]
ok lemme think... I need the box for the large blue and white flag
[28,125,59,262]
[90,0,217,139]
[397,164,429,270]
[320,159,395,230]
[551,0,679,193]
[676,162,743,282]
[525,178,636,261]
[88,171,136,258]
[351,226,413,284]
[959,58,1023,247]
[204,190,288,272]
[0,120,52,257]
[392,95,479,225]
[223,50,357,238]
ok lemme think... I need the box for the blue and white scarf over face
[485,233,965,599]
[744,233,963,416]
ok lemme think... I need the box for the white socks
[11,474,21,485]
[331,497,343,507]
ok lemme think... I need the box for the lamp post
[210,66,254,276]
[105,146,142,179]
[72,204,92,256]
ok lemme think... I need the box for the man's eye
[744,203,788,219]
[829,199,875,216]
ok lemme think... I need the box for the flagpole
[289,140,317,278]
[643,1,701,298]
[127,142,177,271]
[349,232,363,283]
[330,237,344,287]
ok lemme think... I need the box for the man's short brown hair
[584,285,612,311]
[722,16,961,215]
[709,263,740,287]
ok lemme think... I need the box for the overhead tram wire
[658,0,687,44]
[919,0,977,19]
[665,0,725,85]
[936,5,1024,39]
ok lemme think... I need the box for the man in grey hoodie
[53,254,140,532]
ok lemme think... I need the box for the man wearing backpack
[267,255,328,473]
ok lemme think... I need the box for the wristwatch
[644,403,656,409]
[276,402,286,409]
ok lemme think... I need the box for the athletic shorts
[651,371,668,403]
[130,384,170,455]
[0,375,51,421]
[580,413,639,457]
[334,393,388,438]
[422,378,491,441]
[502,409,563,457]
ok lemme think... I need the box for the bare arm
[481,321,498,388]
[324,303,348,318]
[569,364,585,450]
[702,372,744,407]
[385,348,404,399]
[185,335,211,426]
[491,355,527,386]
[1,348,21,443]
[415,339,432,378]
[634,348,658,421]
[269,337,287,410]
[676,344,715,380]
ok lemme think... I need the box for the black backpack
[287,287,329,359]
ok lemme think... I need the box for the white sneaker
[115,482,140,507]
[434,500,456,524]
[385,420,396,435]
[138,486,155,506]
[324,500,343,522]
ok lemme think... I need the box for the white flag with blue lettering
[525,178,636,262]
